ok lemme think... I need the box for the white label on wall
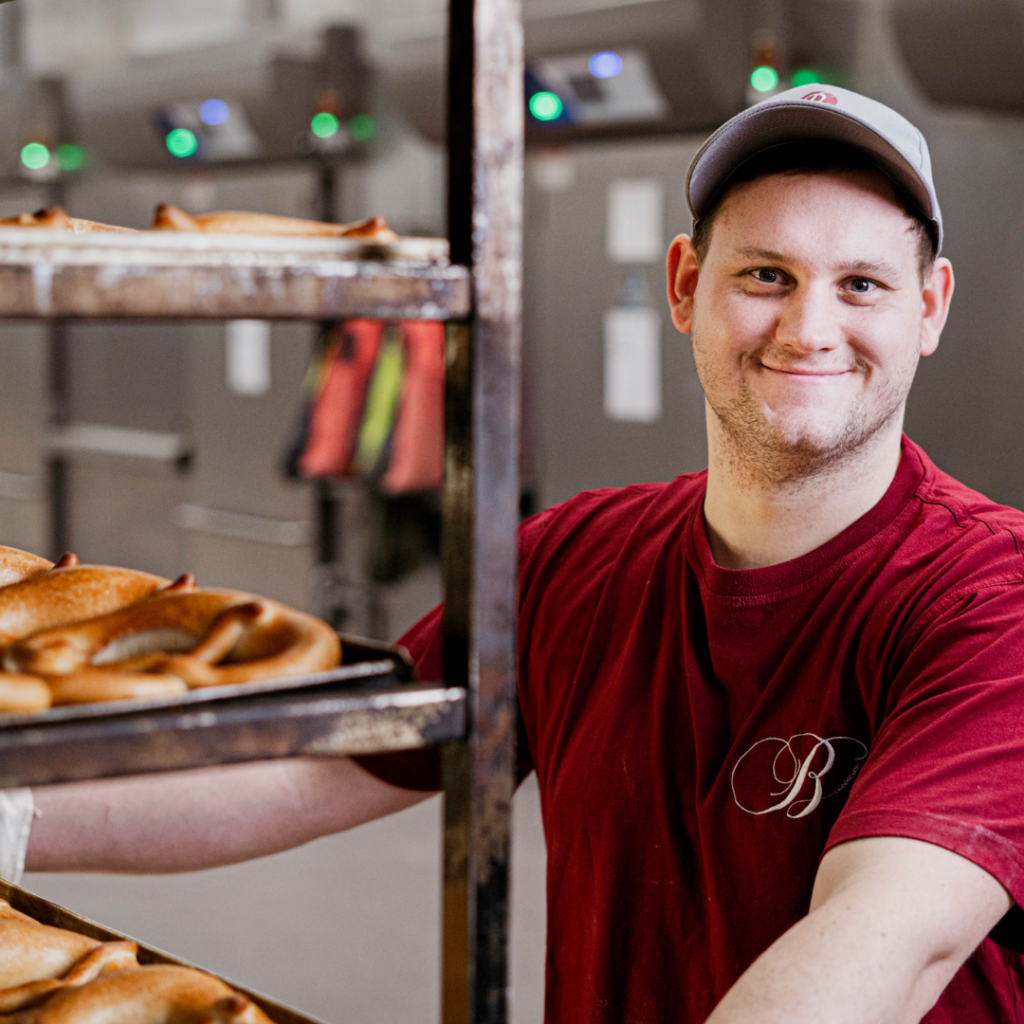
[226,320,271,396]
[606,178,663,263]
[604,307,661,423]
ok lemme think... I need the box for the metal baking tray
[0,633,414,730]
[0,634,465,788]
[0,877,322,1024]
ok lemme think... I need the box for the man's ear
[920,257,954,358]
[667,234,699,334]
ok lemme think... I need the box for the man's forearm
[705,837,1011,1024]
[27,756,431,874]
[705,893,955,1024]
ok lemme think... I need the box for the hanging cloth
[299,320,383,478]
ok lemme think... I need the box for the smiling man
[21,86,1024,1023]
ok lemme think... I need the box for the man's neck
[702,411,905,570]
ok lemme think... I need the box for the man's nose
[774,284,841,353]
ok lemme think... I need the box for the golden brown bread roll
[0,965,275,1024]
[0,548,53,589]
[0,902,100,989]
[0,209,137,234]
[0,942,139,1013]
[151,203,398,241]
[0,559,172,648]
[7,588,341,699]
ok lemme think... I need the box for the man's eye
[753,269,780,284]
[849,278,876,294]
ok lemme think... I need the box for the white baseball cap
[686,83,943,254]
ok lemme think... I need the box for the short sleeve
[352,605,446,791]
[824,583,1024,947]
[353,509,558,792]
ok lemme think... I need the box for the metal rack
[0,0,524,1018]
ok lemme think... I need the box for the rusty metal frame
[0,0,526,1007]
[0,680,465,787]
[441,0,524,1015]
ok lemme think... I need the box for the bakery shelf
[0,0,523,1011]
[0,634,465,788]
[0,228,470,320]
[0,679,464,788]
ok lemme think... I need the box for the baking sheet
[0,227,449,265]
[0,633,414,731]
[0,878,324,1024]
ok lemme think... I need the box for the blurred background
[0,0,1019,1019]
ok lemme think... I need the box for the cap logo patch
[802,90,839,105]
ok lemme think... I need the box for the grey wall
[858,2,1024,509]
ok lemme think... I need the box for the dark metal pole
[315,162,341,573]
[441,0,523,1012]
[47,175,70,560]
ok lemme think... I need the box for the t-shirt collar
[691,435,928,600]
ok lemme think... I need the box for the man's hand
[26,757,432,874]
[706,836,1011,1024]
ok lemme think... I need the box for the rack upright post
[441,0,524,1015]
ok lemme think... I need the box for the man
[20,85,1024,1022]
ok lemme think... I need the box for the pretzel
[2,962,276,1024]
[0,901,100,988]
[1,966,275,1024]
[0,942,139,1012]
[0,902,273,1024]
[151,203,398,241]
[0,209,137,234]
[6,588,341,701]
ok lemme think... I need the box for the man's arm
[26,757,432,874]
[706,836,1012,1024]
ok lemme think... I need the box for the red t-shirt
[357,436,1024,1023]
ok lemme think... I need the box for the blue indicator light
[199,99,230,126]
[589,51,623,79]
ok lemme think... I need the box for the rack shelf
[0,229,469,320]
[0,0,523,1013]
[0,680,464,788]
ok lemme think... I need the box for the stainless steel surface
[175,504,311,547]
[441,0,523,1013]
[523,136,707,509]
[0,228,467,320]
[46,423,190,463]
[0,681,465,787]
[0,877,325,1024]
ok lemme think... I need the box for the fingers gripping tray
[0,877,322,1024]
[0,636,465,788]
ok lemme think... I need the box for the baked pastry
[151,203,398,241]
[0,209,136,233]
[0,902,275,1024]
[6,587,341,702]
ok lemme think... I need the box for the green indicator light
[791,68,820,87]
[20,143,50,171]
[529,91,562,121]
[311,112,340,139]
[56,144,85,171]
[348,114,375,141]
[750,66,780,93]
[166,128,198,158]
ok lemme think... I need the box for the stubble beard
[692,317,920,489]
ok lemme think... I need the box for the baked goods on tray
[0,900,274,1024]
[0,205,398,241]
[151,204,398,240]
[0,546,341,714]
[0,209,137,233]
